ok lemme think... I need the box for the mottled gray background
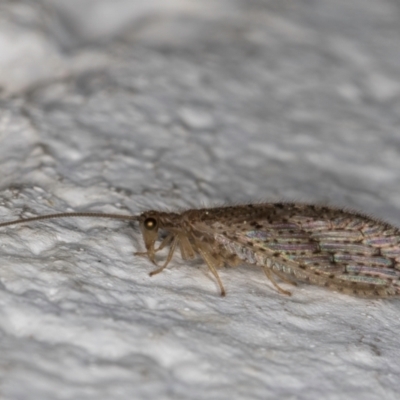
[0,1,399,399]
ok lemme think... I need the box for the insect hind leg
[270,269,298,287]
[263,267,292,296]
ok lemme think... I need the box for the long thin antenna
[0,212,139,228]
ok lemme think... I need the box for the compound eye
[144,217,157,230]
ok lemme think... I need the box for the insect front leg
[134,233,174,258]
[149,235,179,276]
[155,233,174,252]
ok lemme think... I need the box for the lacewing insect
[0,203,399,297]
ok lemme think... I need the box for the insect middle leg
[194,241,226,296]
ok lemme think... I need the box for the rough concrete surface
[0,0,400,399]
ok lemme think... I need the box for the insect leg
[134,251,148,257]
[262,267,292,296]
[270,269,298,287]
[149,235,179,276]
[178,234,196,260]
[134,234,174,258]
[195,242,226,296]
[155,233,174,252]
[219,248,242,267]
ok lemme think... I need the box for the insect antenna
[0,212,139,228]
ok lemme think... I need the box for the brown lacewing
[0,203,399,297]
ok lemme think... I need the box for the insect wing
[193,205,400,297]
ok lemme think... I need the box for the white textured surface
[0,1,400,399]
